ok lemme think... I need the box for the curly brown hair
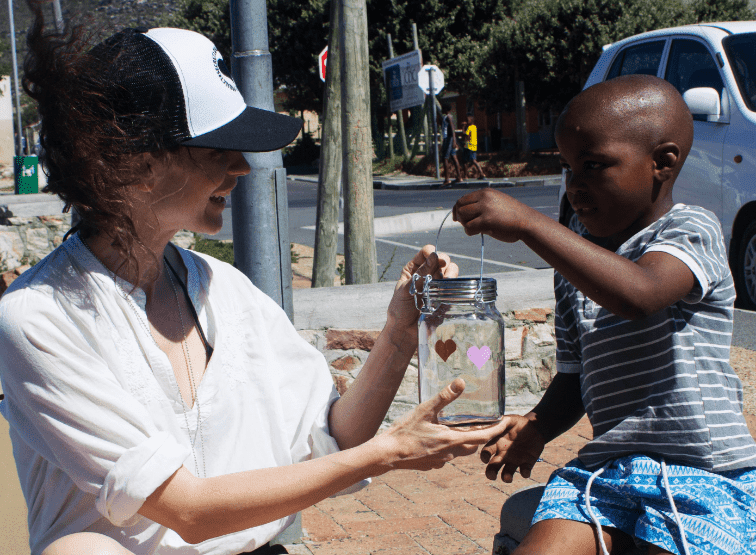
[22,1,178,278]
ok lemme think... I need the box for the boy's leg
[451,153,465,181]
[43,532,136,555]
[514,519,634,555]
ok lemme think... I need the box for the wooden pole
[411,22,429,156]
[312,0,342,288]
[341,0,377,284]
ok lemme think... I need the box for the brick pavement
[290,418,594,555]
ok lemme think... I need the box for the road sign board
[318,46,328,82]
[381,50,424,112]
[417,65,444,95]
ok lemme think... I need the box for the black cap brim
[183,106,303,152]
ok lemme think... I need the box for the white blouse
[0,234,356,555]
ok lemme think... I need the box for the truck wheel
[736,221,756,310]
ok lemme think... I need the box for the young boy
[453,75,756,555]
[438,103,465,186]
[462,113,485,179]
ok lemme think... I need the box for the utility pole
[7,0,23,156]
[51,0,64,32]
[228,0,294,319]
[312,0,342,288]
[514,70,529,158]
[387,33,409,160]
[341,0,377,284]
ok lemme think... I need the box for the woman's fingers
[423,378,465,417]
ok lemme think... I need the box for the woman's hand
[386,244,459,336]
[371,378,511,473]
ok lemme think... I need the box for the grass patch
[192,235,300,266]
[193,235,235,265]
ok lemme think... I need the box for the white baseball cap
[90,27,302,153]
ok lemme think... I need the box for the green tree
[168,0,515,115]
[691,0,754,23]
[478,0,694,112]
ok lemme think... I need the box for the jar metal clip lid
[409,209,490,311]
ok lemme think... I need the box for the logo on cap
[212,48,238,92]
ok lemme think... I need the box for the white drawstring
[660,459,691,555]
[585,459,691,555]
[584,463,611,555]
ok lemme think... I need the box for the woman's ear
[133,152,161,193]
[652,142,681,183]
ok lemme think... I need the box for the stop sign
[318,46,328,82]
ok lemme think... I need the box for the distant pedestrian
[438,103,464,186]
[461,114,485,179]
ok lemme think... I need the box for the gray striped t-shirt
[555,204,756,472]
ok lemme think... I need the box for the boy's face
[556,119,666,245]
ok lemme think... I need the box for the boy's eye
[584,161,603,170]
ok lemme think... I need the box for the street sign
[318,46,328,82]
[381,50,424,112]
[417,65,444,95]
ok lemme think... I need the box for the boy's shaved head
[557,75,694,169]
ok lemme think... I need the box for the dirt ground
[397,150,562,179]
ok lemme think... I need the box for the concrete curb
[0,192,65,219]
[289,174,562,190]
[293,268,555,330]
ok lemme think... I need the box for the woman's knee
[42,532,135,555]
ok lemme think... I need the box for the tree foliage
[168,0,517,114]
[691,0,754,23]
[478,0,701,111]
[478,0,755,113]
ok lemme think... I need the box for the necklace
[79,237,206,477]
[165,257,207,478]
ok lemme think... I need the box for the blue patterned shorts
[532,455,756,555]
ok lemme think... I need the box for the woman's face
[145,147,250,236]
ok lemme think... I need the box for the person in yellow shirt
[462,114,486,179]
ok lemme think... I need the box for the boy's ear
[652,142,681,183]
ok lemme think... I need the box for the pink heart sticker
[466,346,491,369]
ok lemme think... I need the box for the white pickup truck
[558,22,756,309]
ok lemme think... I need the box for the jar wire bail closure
[410,209,485,310]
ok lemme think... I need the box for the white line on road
[375,237,534,271]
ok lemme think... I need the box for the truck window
[724,33,756,112]
[606,40,665,80]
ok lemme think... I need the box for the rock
[326,329,381,351]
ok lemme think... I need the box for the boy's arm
[453,189,696,320]
[481,373,585,482]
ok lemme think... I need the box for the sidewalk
[294,417,595,555]
[288,173,562,191]
[292,383,756,555]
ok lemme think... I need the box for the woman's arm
[139,379,509,544]
[327,245,458,450]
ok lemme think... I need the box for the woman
[0,7,509,555]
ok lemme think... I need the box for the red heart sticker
[435,339,457,362]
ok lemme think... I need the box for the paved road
[212,179,560,280]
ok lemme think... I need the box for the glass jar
[415,276,505,425]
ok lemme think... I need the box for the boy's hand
[479,414,546,482]
[453,189,533,244]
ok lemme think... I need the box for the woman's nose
[229,151,251,177]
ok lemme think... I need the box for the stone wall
[0,211,195,294]
[297,307,556,425]
[0,214,73,273]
